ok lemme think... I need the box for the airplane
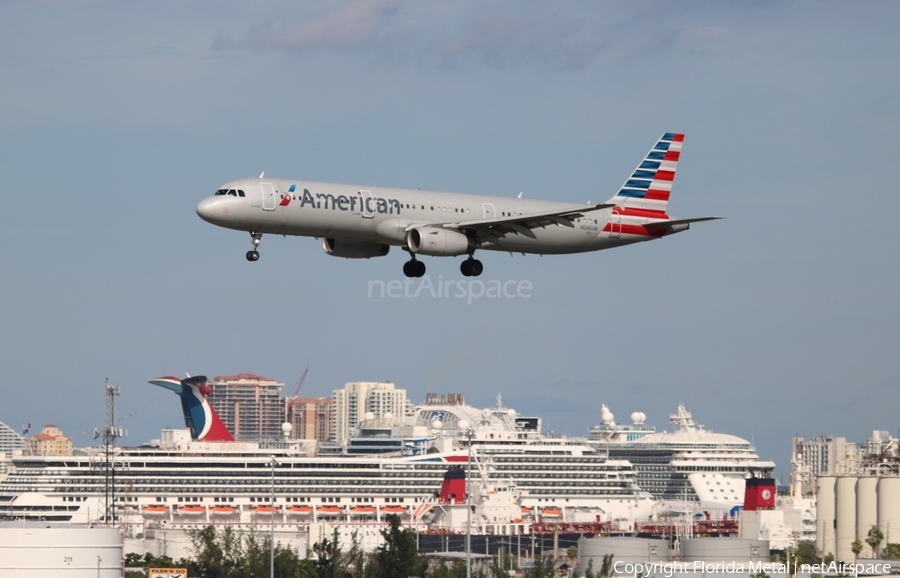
[196,133,721,277]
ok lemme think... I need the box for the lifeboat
[349,506,377,515]
[142,505,169,516]
[521,507,534,515]
[211,505,237,515]
[540,507,562,518]
[381,506,407,514]
[511,517,524,523]
[177,505,207,515]
[286,505,313,516]
[251,505,279,514]
[316,506,343,516]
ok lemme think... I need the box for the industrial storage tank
[856,476,878,551]
[835,476,858,562]
[680,538,769,565]
[817,475,837,559]
[578,536,668,566]
[0,523,122,577]
[877,477,900,546]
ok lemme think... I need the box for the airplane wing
[408,202,614,240]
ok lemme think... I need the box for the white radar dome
[281,422,293,433]
[507,409,517,418]
[364,412,375,421]
[481,408,492,419]
[384,412,393,420]
[457,419,470,431]
[630,412,647,425]
[431,420,443,430]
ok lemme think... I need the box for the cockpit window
[215,189,227,195]
[238,190,245,197]
[227,189,237,196]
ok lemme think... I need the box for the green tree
[597,554,614,578]
[313,529,344,578]
[523,556,555,578]
[794,542,819,565]
[884,543,900,559]
[583,558,595,578]
[866,526,884,558]
[851,539,863,560]
[371,514,419,578]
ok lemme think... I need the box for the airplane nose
[196,197,219,223]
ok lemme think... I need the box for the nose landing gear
[246,232,262,262]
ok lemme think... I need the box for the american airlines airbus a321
[196,133,721,278]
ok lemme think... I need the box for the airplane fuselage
[196,134,713,277]
[197,178,672,255]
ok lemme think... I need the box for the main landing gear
[246,232,262,262]
[460,257,483,277]
[403,258,426,278]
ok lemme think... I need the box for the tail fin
[149,375,234,442]
[607,133,684,213]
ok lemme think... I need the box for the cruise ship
[585,403,775,513]
[0,377,654,531]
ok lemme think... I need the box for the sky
[1,1,899,483]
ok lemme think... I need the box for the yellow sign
[149,569,188,578]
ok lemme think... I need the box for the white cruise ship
[586,403,775,513]
[0,377,653,532]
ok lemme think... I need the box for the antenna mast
[94,379,126,525]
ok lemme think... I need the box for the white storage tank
[856,476,878,554]
[0,523,122,577]
[877,476,900,546]
[680,538,769,565]
[817,475,836,559]
[578,536,668,566]
[835,476,858,562]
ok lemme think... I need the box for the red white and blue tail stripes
[610,133,683,213]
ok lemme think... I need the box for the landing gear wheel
[461,258,483,277]
[246,251,260,262]
[247,232,262,262]
[403,260,426,278]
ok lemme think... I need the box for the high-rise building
[794,435,858,477]
[285,397,334,442]
[331,382,414,444]
[25,424,72,456]
[0,421,25,459]
[207,373,285,441]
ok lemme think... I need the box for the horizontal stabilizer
[643,216,724,229]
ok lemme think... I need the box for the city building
[25,425,72,456]
[207,373,285,441]
[331,382,414,444]
[0,422,25,459]
[794,435,858,478]
[285,397,334,442]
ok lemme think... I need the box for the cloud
[213,0,403,52]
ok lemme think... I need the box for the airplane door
[261,182,276,211]
[608,209,621,238]
[482,203,496,219]
[360,190,375,218]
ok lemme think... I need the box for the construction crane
[292,365,309,398]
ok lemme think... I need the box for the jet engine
[322,238,390,259]
[407,227,473,256]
